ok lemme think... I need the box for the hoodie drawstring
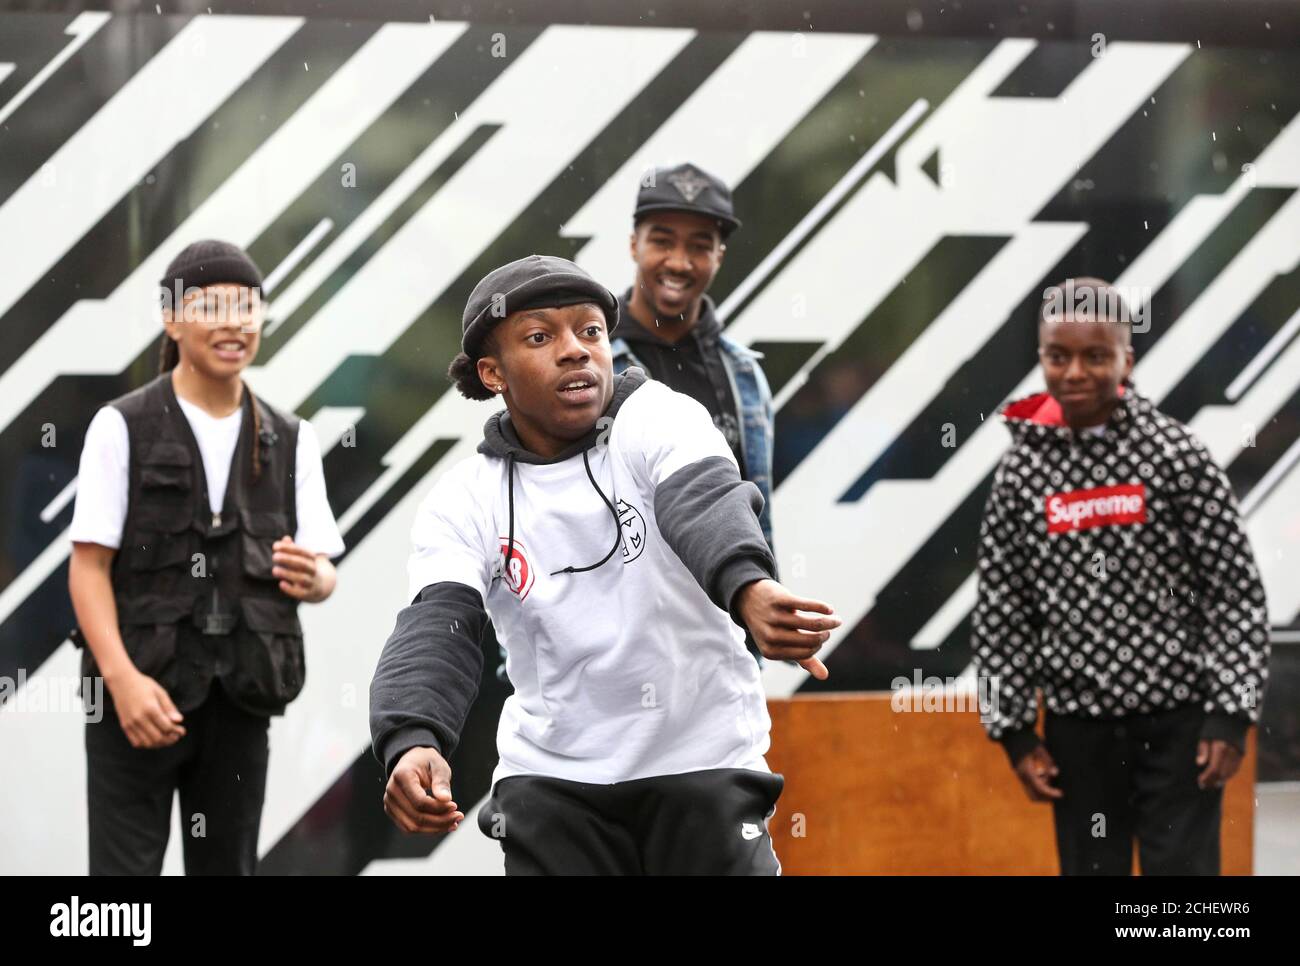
[549,449,623,577]
[500,453,518,590]
[497,449,623,587]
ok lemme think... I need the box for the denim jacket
[610,333,775,551]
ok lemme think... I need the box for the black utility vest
[80,372,306,717]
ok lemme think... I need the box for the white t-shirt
[407,379,771,786]
[70,396,345,557]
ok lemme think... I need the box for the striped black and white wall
[1,1,1297,874]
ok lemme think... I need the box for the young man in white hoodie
[369,255,837,875]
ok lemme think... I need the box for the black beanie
[461,255,618,360]
[159,240,263,305]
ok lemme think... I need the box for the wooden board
[766,693,1254,875]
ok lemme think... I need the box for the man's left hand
[1196,739,1243,789]
[735,578,839,680]
[273,536,332,602]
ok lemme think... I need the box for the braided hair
[157,331,180,374]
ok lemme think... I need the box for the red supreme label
[1045,483,1147,533]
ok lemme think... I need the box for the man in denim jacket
[611,162,775,551]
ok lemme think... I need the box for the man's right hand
[109,670,185,749]
[384,746,464,835]
[1014,744,1063,802]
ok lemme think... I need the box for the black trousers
[478,767,784,875]
[1043,704,1224,875]
[86,680,271,876]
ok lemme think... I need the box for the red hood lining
[1002,384,1126,427]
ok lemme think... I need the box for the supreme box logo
[1045,483,1147,533]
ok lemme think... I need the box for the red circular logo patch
[497,539,535,600]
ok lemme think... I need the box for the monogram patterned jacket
[972,384,1270,766]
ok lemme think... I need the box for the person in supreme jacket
[369,255,838,875]
[972,277,1270,875]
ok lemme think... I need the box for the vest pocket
[125,518,194,572]
[140,465,190,490]
[139,442,193,493]
[119,619,179,681]
[232,597,306,710]
[129,445,196,571]
[240,509,291,581]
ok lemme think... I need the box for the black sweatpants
[86,681,271,876]
[478,768,784,875]
[1043,704,1224,875]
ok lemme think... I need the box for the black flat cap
[633,162,741,237]
[461,255,618,359]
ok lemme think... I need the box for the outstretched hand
[735,578,839,680]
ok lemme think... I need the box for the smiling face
[163,283,262,378]
[475,302,615,459]
[1038,313,1134,429]
[628,209,725,325]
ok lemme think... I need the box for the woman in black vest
[68,240,344,875]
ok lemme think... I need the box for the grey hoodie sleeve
[369,581,487,778]
[655,455,776,620]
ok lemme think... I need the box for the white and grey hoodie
[370,368,777,786]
